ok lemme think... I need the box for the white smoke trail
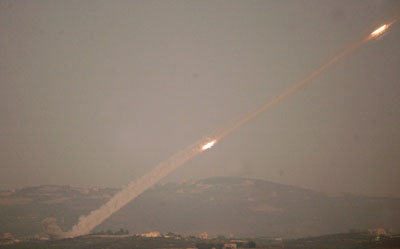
[63,137,209,237]
[64,18,397,238]
[209,17,399,142]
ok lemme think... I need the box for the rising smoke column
[63,19,397,238]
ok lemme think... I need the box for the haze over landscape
[1,1,400,247]
[1,0,400,197]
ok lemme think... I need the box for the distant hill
[1,177,400,238]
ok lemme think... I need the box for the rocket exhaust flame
[371,24,389,36]
[202,140,217,151]
[369,17,399,39]
[370,24,388,37]
[63,18,398,238]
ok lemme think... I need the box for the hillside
[1,177,400,238]
[2,232,400,249]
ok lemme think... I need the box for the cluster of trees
[195,241,256,249]
[195,242,224,249]
[92,228,129,235]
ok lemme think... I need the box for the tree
[195,242,214,249]
[247,241,256,248]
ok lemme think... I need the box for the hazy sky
[1,0,399,197]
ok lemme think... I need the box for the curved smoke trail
[63,19,398,238]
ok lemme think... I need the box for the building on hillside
[199,232,208,239]
[374,228,387,235]
[223,243,237,249]
[140,231,160,238]
[2,233,14,240]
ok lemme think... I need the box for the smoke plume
[42,217,64,239]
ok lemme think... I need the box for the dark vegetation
[195,240,255,249]
[1,232,400,249]
[92,228,129,235]
[0,235,254,249]
[283,232,400,249]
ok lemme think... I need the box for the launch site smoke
[41,217,64,239]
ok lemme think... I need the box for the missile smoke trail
[64,137,211,237]
[210,18,397,142]
[63,19,397,238]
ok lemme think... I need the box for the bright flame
[370,24,388,37]
[202,140,216,150]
